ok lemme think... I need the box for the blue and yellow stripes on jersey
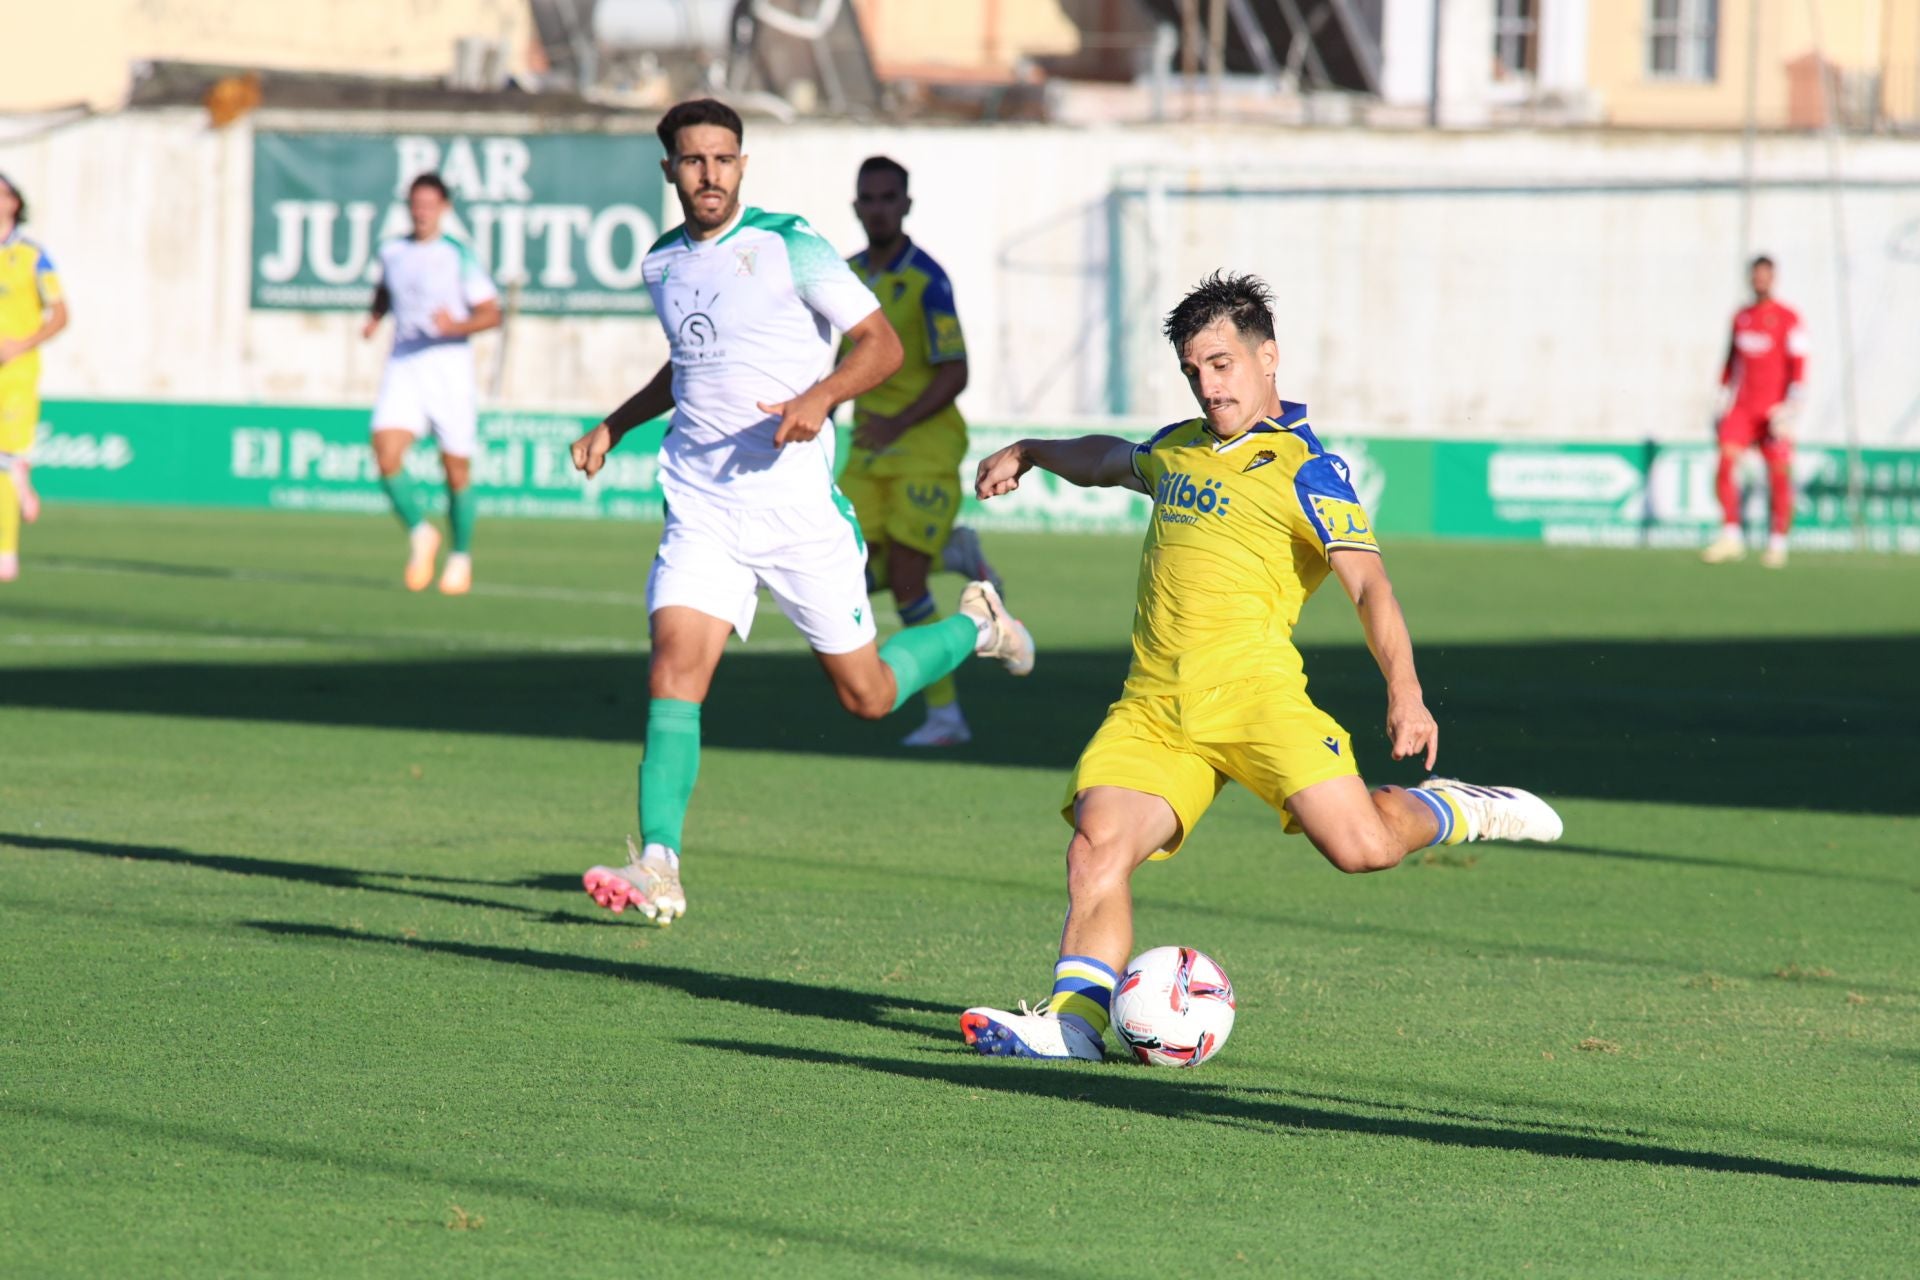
[1123,401,1378,698]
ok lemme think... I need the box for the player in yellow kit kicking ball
[838,156,1003,747]
[958,273,1565,1061]
[0,173,70,582]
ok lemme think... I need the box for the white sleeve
[780,219,880,333]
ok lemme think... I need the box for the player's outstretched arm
[572,361,675,479]
[1330,549,1438,769]
[759,308,903,447]
[975,435,1146,499]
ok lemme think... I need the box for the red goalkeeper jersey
[1721,298,1805,411]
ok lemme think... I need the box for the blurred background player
[569,100,1033,925]
[839,155,1003,747]
[361,172,501,594]
[0,172,69,583]
[1702,255,1805,570]
[958,273,1563,1061]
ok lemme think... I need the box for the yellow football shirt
[1124,402,1378,699]
[845,241,967,472]
[0,229,61,381]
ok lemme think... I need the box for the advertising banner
[251,131,666,315]
[30,401,1920,553]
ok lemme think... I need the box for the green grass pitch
[3,506,1916,1277]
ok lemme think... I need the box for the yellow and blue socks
[380,469,425,532]
[1407,786,1469,847]
[896,592,959,711]
[878,611,980,713]
[639,698,701,856]
[1046,955,1117,1041]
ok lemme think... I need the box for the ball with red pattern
[1111,945,1236,1068]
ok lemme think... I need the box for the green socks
[379,470,425,531]
[639,698,701,853]
[448,487,476,554]
[878,614,979,713]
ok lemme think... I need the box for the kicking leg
[438,451,475,594]
[582,605,731,923]
[1288,774,1563,874]
[372,428,439,590]
[962,786,1180,1061]
[888,542,969,747]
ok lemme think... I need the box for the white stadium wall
[6,107,1920,447]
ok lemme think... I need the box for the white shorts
[648,490,878,655]
[372,344,478,457]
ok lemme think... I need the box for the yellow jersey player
[958,272,1565,1061]
[838,156,1003,747]
[0,172,69,583]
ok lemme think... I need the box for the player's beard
[686,185,739,234]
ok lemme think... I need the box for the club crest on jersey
[734,247,757,276]
[1154,471,1232,524]
[1243,449,1277,473]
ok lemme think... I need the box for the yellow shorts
[837,456,963,560]
[0,361,39,455]
[1063,676,1359,856]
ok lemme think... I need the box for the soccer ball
[1111,946,1236,1067]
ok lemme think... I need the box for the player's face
[853,172,909,245]
[0,182,18,226]
[408,186,447,238]
[1751,261,1774,298]
[664,124,746,235]
[1178,318,1279,437]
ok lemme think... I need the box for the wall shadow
[4,634,1912,814]
[688,1040,1920,1189]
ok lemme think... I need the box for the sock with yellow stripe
[1046,954,1118,1041]
[1407,786,1469,846]
[897,592,958,710]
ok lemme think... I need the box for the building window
[1647,0,1719,82]
[1493,0,1539,81]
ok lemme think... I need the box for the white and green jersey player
[569,99,1036,926]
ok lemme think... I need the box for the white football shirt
[375,234,499,358]
[642,206,881,508]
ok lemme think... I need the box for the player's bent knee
[834,682,892,720]
[1064,829,1137,899]
[1317,833,1406,875]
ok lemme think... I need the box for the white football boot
[941,525,1004,598]
[960,1003,1106,1061]
[901,703,971,748]
[958,580,1034,676]
[1418,779,1564,843]
[583,837,686,924]
[1700,528,1746,564]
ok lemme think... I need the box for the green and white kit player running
[570,99,1034,924]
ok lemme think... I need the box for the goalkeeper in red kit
[1701,255,1806,569]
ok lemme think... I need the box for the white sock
[970,612,992,644]
[1767,533,1788,553]
[641,841,680,870]
[1721,523,1743,538]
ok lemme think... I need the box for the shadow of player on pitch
[247,921,957,1042]
[686,1040,1920,1189]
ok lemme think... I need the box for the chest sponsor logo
[671,287,722,359]
[1735,329,1776,356]
[1154,470,1232,524]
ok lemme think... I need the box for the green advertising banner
[251,131,666,315]
[28,400,1920,554]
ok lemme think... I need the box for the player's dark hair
[1751,254,1775,269]
[409,172,451,201]
[858,155,909,191]
[1164,271,1276,354]
[0,172,25,224]
[657,98,744,156]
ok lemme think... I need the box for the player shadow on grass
[4,633,1916,815]
[0,832,618,927]
[247,921,957,1042]
[688,1040,1920,1189]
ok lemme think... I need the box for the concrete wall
[5,108,1920,446]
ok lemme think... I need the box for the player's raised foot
[941,525,1003,598]
[404,523,442,592]
[1420,778,1564,844]
[0,552,17,583]
[583,836,686,924]
[1700,528,1746,564]
[438,552,473,595]
[958,579,1034,676]
[902,703,971,748]
[960,1004,1106,1061]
